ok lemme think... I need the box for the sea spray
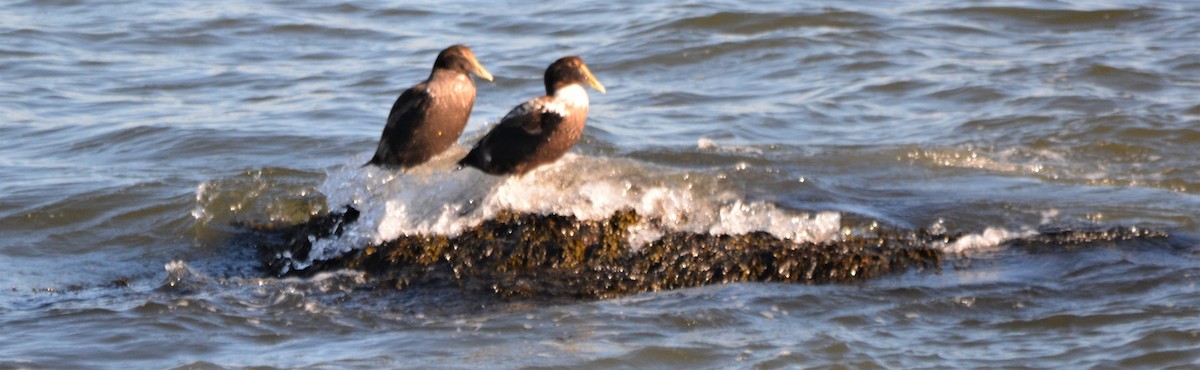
[302,153,842,271]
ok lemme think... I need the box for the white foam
[936,227,1036,254]
[163,260,210,289]
[191,182,210,222]
[296,151,843,270]
[697,137,764,155]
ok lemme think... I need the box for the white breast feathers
[553,84,589,109]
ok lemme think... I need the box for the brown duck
[458,56,605,175]
[367,45,492,169]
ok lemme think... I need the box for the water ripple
[927,6,1163,31]
[3,0,1200,367]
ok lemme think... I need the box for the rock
[245,208,943,299]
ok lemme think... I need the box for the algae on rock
[250,208,943,299]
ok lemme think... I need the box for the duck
[458,56,605,175]
[367,45,492,169]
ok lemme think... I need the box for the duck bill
[470,57,493,81]
[581,64,606,94]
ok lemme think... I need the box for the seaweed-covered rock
[247,208,943,299]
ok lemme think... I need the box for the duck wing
[367,83,432,168]
[458,96,565,175]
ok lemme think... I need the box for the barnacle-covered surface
[247,208,945,299]
[245,206,1179,301]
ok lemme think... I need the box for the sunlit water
[3,0,1199,368]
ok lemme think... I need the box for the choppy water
[3,0,1200,368]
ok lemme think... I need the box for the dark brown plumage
[458,56,605,175]
[367,45,492,169]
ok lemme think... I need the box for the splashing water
[298,151,842,270]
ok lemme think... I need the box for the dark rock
[245,208,944,299]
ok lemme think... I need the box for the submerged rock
[242,207,1178,302]
[246,208,943,299]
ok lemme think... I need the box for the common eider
[458,56,605,175]
[367,45,493,169]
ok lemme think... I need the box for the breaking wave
[301,150,842,270]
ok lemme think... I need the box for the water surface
[2,0,1199,368]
